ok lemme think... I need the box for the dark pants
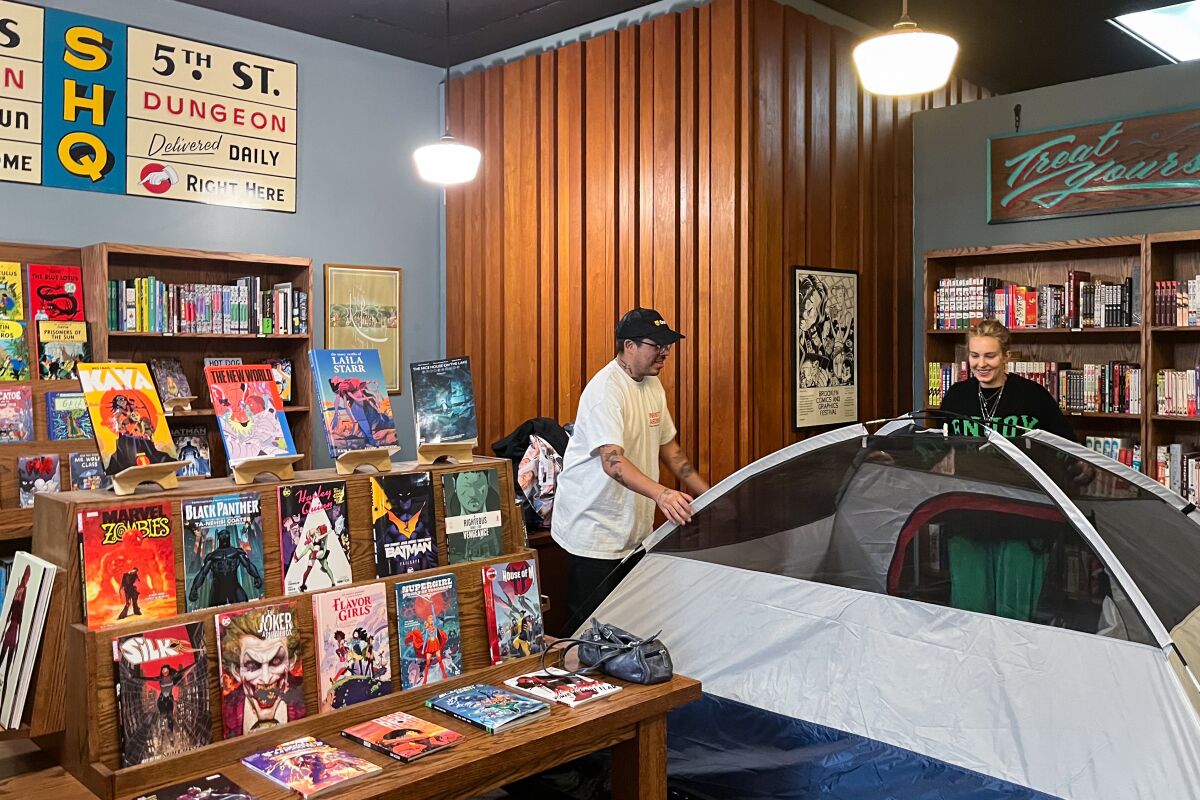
[563,551,642,636]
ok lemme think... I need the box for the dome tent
[589,421,1200,799]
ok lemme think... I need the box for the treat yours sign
[0,0,297,212]
[989,106,1200,223]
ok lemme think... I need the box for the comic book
[410,357,477,446]
[0,262,22,320]
[394,573,461,690]
[215,602,306,739]
[482,559,546,665]
[78,500,177,629]
[309,349,398,458]
[181,493,265,613]
[266,357,293,403]
[0,320,30,381]
[27,263,84,322]
[370,472,436,577]
[148,358,193,403]
[241,736,380,798]
[36,320,89,379]
[0,385,32,443]
[69,451,112,491]
[0,552,57,729]
[45,391,93,441]
[171,424,211,478]
[424,683,549,734]
[18,454,59,508]
[77,363,178,475]
[312,583,392,714]
[132,772,254,800]
[113,621,211,767]
[342,710,463,763]
[277,481,352,595]
[504,667,623,708]
[204,364,296,463]
[441,468,503,563]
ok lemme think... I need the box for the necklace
[978,382,1005,423]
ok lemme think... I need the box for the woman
[938,319,1075,441]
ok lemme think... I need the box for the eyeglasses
[635,340,672,353]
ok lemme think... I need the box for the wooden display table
[0,658,700,800]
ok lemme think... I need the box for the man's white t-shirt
[552,359,676,560]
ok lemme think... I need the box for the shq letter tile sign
[0,1,297,212]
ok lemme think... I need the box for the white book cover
[504,668,622,708]
[0,552,57,728]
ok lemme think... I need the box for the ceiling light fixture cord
[443,0,451,136]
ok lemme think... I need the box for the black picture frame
[793,266,859,430]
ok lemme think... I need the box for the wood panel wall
[446,0,988,484]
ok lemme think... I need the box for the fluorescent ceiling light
[1110,1,1200,63]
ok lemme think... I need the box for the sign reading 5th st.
[0,1,297,212]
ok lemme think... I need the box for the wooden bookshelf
[82,243,315,478]
[25,456,541,800]
[923,231,1200,479]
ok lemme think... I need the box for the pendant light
[413,0,481,185]
[852,0,959,96]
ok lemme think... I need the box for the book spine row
[1150,278,1200,326]
[1155,368,1200,416]
[932,272,1134,329]
[1051,362,1140,414]
[106,278,309,335]
[1083,436,1140,471]
[1155,444,1200,501]
[926,361,968,407]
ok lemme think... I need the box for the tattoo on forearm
[600,445,627,486]
[677,462,695,480]
[612,466,627,487]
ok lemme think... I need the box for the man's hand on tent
[656,488,696,526]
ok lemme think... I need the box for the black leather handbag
[543,619,673,685]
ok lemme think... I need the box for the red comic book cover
[27,263,85,322]
[78,500,178,629]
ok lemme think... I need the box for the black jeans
[563,551,643,636]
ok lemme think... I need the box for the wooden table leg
[611,715,667,800]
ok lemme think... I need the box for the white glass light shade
[413,136,481,185]
[853,27,959,96]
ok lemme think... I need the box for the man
[552,308,709,629]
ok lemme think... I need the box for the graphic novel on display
[182,493,265,613]
[442,468,503,564]
[0,386,32,443]
[0,321,30,381]
[410,357,477,445]
[18,454,59,509]
[46,391,93,441]
[241,736,381,798]
[278,481,352,595]
[216,602,307,740]
[149,358,193,403]
[172,424,212,478]
[69,452,112,490]
[267,357,293,403]
[205,364,296,462]
[342,710,463,763]
[424,683,549,734]
[114,621,212,767]
[37,320,89,379]
[28,264,85,322]
[371,472,436,577]
[78,363,178,475]
[482,559,546,665]
[504,668,623,708]
[78,500,177,629]
[132,772,254,800]
[313,583,393,714]
[0,262,22,321]
[395,574,461,690]
[0,552,57,729]
[310,349,398,458]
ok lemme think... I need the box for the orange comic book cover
[78,500,178,629]
[78,363,178,476]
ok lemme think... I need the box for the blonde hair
[967,319,1011,354]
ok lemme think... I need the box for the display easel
[227,453,304,485]
[109,460,189,496]
[417,440,476,466]
[334,446,397,475]
[161,395,198,414]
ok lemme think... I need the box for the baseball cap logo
[654,320,666,326]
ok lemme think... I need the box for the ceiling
[176,0,1180,94]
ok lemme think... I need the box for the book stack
[106,277,309,335]
[932,271,1136,330]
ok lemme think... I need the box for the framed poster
[793,266,858,429]
[323,265,403,393]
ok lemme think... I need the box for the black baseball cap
[615,308,684,345]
